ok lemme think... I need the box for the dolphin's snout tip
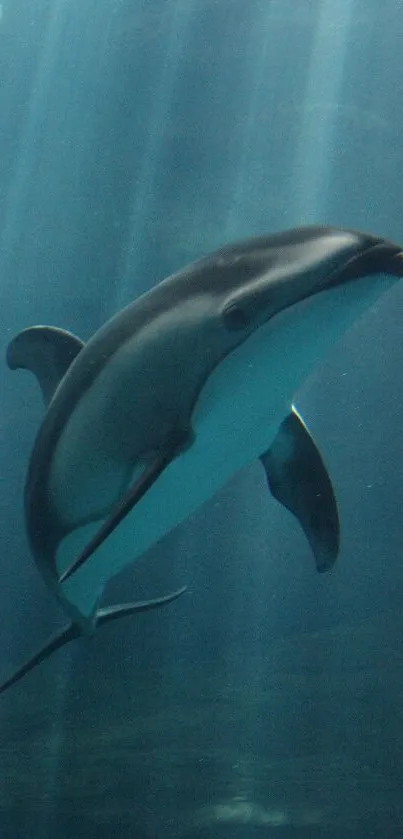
[390,249,403,275]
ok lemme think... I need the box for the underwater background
[0,0,403,836]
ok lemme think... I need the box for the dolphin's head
[213,226,403,334]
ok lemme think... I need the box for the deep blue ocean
[0,1,402,836]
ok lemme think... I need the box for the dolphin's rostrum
[2,225,402,694]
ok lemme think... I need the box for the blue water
[0,1,402,836]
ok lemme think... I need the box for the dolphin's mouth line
[314,240,403,296]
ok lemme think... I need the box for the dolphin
[1,225,402,695]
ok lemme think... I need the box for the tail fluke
[0,622,79,696]
[0,586,186,695]
[95,585,187,627]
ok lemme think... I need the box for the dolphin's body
[1,225,402,694]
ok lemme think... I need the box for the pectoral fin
[261,407,339,572]
[7,326,84,406]
[59,446,180,584]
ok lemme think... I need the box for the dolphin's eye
[223,303,250,331]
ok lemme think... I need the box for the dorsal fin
[7,326,84,406]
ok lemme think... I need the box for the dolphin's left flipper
[95,585,187,627]
[59,445,182,584]
[261,407,339,572]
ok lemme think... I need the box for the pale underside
[55,273,394,620]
